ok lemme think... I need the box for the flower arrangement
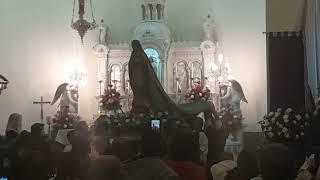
[219,106,243,138]
[259,108,309,143]
[100,85,121,110]
[185,82,211,101]
[52,110,80,129]
[94,111,190,135]
[304,100,320,146]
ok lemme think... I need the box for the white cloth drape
[305,0,320,98]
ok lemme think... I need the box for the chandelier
[207,53,234,85]
[64,58,88,87]
[0,74,9,95]
[71,0,97,43]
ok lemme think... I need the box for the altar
[92,0,243,157]
[92,0,235,112]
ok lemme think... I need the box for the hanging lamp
[71,0,97,43]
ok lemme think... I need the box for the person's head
[260,143,294,180]
[5,130,19,140]
[75,121,89,137]
[219,152,234,162]
[236,150,259,179]
[86,155,123,180]
[112,137,138,161]
[169,129,198,161]
[31,123,44,137]
[193,117,204,132]
[18,130,31,141]
[92,135,109,155]
[6,113,22,133]
[141,127,162,157]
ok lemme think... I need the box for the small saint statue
[203,13,215,41]
[98,19,110,45]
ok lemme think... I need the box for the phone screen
[151,120,161,130]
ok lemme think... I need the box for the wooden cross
[33,96,51,123]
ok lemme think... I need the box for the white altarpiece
[92,0,228,110]
[93,0,241,157]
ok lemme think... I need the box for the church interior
[1,0,319,179]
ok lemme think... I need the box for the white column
[98,58,107,93]
[161,5,165,20]
[141,4,146,20]
[145,3,150,20]
[94,45,109,114]
[152,4,157,20]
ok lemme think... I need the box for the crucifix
[33,96,51,123]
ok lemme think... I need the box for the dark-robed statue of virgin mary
[129,40,218,122]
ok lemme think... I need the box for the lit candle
[218,54,224,64]
[227,75,234,80]
[212,64,218,71]
[191,64,194,79]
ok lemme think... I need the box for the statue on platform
[129,40,218,124]
[51,83,79,113]
[220,80,248,115]
[98,19,110,45]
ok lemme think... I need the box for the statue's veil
[129,40,217,119]
[129,40,181,114]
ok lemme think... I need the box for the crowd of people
[1,112,320,180]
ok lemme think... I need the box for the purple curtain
[267,31,305,112]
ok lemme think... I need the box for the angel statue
[220,80,248,115]
[51,83,79,113]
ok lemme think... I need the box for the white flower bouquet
[185,82,211,102]
[94,111,188,135]
[259,108,309,143]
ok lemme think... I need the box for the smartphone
[151,120,161,130]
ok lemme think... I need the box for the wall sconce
[0,74,9,95]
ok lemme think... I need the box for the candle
[218,54,224,64]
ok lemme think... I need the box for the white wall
[0,0,266,132]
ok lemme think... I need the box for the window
[110,64,121,91]
[174,62,188,93]
[144,48,161,81]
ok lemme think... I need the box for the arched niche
[174,61,189,93]
[190,61,202,84]
[123,63,131,95]
[144,48,161,80]
[109,64,122,91]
